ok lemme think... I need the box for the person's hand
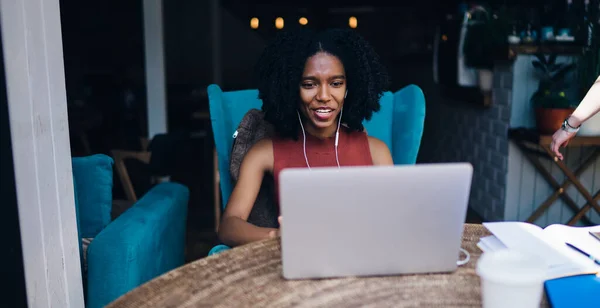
[550,129,576,160]
[268,216,283,238]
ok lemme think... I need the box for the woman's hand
[550,129,576,161]
[268,216,283,238]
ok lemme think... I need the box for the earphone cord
[334,107,342,168]
[297,111,311,170]
[297,110,342,169]
[457,248,470,266]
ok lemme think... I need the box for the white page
[541,224,600,271]
[479,235,507,252]
[483,222,573,266]
[477,240,491,252]
[544,263,596,280]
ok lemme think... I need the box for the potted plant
[530,53,577,135]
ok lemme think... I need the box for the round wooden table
[107,224,549,307]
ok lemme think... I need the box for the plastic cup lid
[476,250,547,285]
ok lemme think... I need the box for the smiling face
[298,52,347,138]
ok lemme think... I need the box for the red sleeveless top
[272,127,373,205]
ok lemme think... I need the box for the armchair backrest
[391,84,426,165]
[72,154,114,238]
[207,84,425,208]
[208,85,262,207]
[71,154,114,283]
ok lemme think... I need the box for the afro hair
[254,28,390,139]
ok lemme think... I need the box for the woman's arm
[551,76,600,160]
[217,139,277,247]
[568,76,600,127]
[367,136,394,165]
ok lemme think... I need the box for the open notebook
[478,222,600,280]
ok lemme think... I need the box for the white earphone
[297,106,343,170]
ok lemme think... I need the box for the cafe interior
[2,0,599,307]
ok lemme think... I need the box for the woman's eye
[301,83,315,88]
[331,81,344,87]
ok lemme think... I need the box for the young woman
[218,28,394,247]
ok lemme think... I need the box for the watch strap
[561,117,580,133]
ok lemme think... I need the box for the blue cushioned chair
[71,154,189,308]
[207,84,425,255]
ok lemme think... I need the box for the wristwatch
[561,116,580,133]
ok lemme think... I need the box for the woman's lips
[312,107,334,121]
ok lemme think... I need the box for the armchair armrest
[86,182,189,308]
[208,244,231,256]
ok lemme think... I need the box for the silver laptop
[279,163,473,280]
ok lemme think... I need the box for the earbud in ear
[344,90,348,99]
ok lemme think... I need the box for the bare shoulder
[367,136,393,165]
[367,136,386,149]
[251,138,273,152]
[244,138,274,171]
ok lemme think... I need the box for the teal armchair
[71,154,189,308]
[207,84,426,255]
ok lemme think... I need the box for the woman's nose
[316,86,331,102]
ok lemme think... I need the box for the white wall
[0,0,84,307]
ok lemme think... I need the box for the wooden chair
[110,136,155,219]
[111,149,152,203]
[140,137,150,152]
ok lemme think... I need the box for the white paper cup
[476,250,547,308]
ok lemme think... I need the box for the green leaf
[535,53,547,65]
[551,63,576,83]
[532,61,547,73]
[548,63,561,73]
[548,54,557,66]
